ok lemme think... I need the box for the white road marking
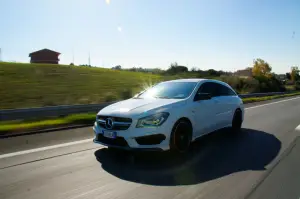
[245,96,300,110]
[0,96,300,159]
[296,124,300,131]
[0,138,93,159]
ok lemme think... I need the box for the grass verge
[0,113,96,134]
[242,92,300,104]
[1,92,300,134]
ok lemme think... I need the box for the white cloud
[117,26,122,32]
[105,0,110,5]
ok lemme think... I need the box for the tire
[232,109,242,133]
[170,120,192,154]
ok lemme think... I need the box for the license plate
[102,130,117,139]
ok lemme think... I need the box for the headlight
[136,112,169,128]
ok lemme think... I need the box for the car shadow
[94,128,281,186]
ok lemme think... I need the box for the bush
[240,78,260,93]
[220,76,260,93]
[253,75,285,92]
[295,81,300,90]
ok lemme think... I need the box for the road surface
[0,96,300,199]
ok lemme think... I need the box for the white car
[93,79,244,153]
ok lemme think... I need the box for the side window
[198,82,237,97]
[197,82,218,97]
[217,84,237,96]
[227,87,237,96]
[213,83,223,97]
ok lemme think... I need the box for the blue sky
[0,0,299,73]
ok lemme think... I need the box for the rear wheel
[232,109,242,133]
[170,120,192,154]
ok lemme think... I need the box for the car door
[207,82,226,131]
[191,82,218,138]
[217,84,238,126]
[212,83,232,128]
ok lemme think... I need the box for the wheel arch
[169,117,193,152]
[172,117,193,135]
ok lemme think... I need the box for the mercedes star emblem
[105,118,114,130]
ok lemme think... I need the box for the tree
[166,62,188,74]
[191,67,198,72]
[252,58,272,77]
[291,66,300,83]
[207,69,222,77]
[112,65,122,70]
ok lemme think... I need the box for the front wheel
[170,121,192,154]
[232,109,242,133]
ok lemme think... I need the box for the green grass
[0,62,254,109]
[242,92,300,103]
[0,62,164,109]
[0,113,96,133]
[2,61,294,110]
[1,92,300,134]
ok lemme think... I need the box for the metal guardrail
[238,92,286,98]
[0,102,116,121]
[0,92,292,121]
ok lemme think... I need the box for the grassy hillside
[0,62,164,109]
[0,62,290,109]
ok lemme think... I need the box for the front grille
[97,115,132,123]
[95,134,128,147]
[97,115,132,130]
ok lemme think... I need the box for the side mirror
[194,93,211,101]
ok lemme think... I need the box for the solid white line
[296,124,300,131]
[0,138,93,159]
[1,96,300,159]
[245,96,300,110]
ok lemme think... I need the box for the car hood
[98,98,185,117]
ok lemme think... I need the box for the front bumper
[92,122,170,151]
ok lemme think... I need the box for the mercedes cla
[93,79,244,153]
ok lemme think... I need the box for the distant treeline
[111,60,300,94]
[112,62,233,77]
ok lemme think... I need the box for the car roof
[163,78,206,83]
[162,78,232,88]
[163,78,227,84]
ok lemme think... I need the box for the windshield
[136,82,197,99]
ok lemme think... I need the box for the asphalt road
[0,97,300,199]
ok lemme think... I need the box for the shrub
[220,76,260,93]
[253,75,285,92]
[295,81,300,90]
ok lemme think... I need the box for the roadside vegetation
[242,92,300,103]
[0,112,95,134]
[0,60,299,109]
[1,92,300,135]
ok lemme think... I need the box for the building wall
[234,68,253,77]
[30,52,59,64]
